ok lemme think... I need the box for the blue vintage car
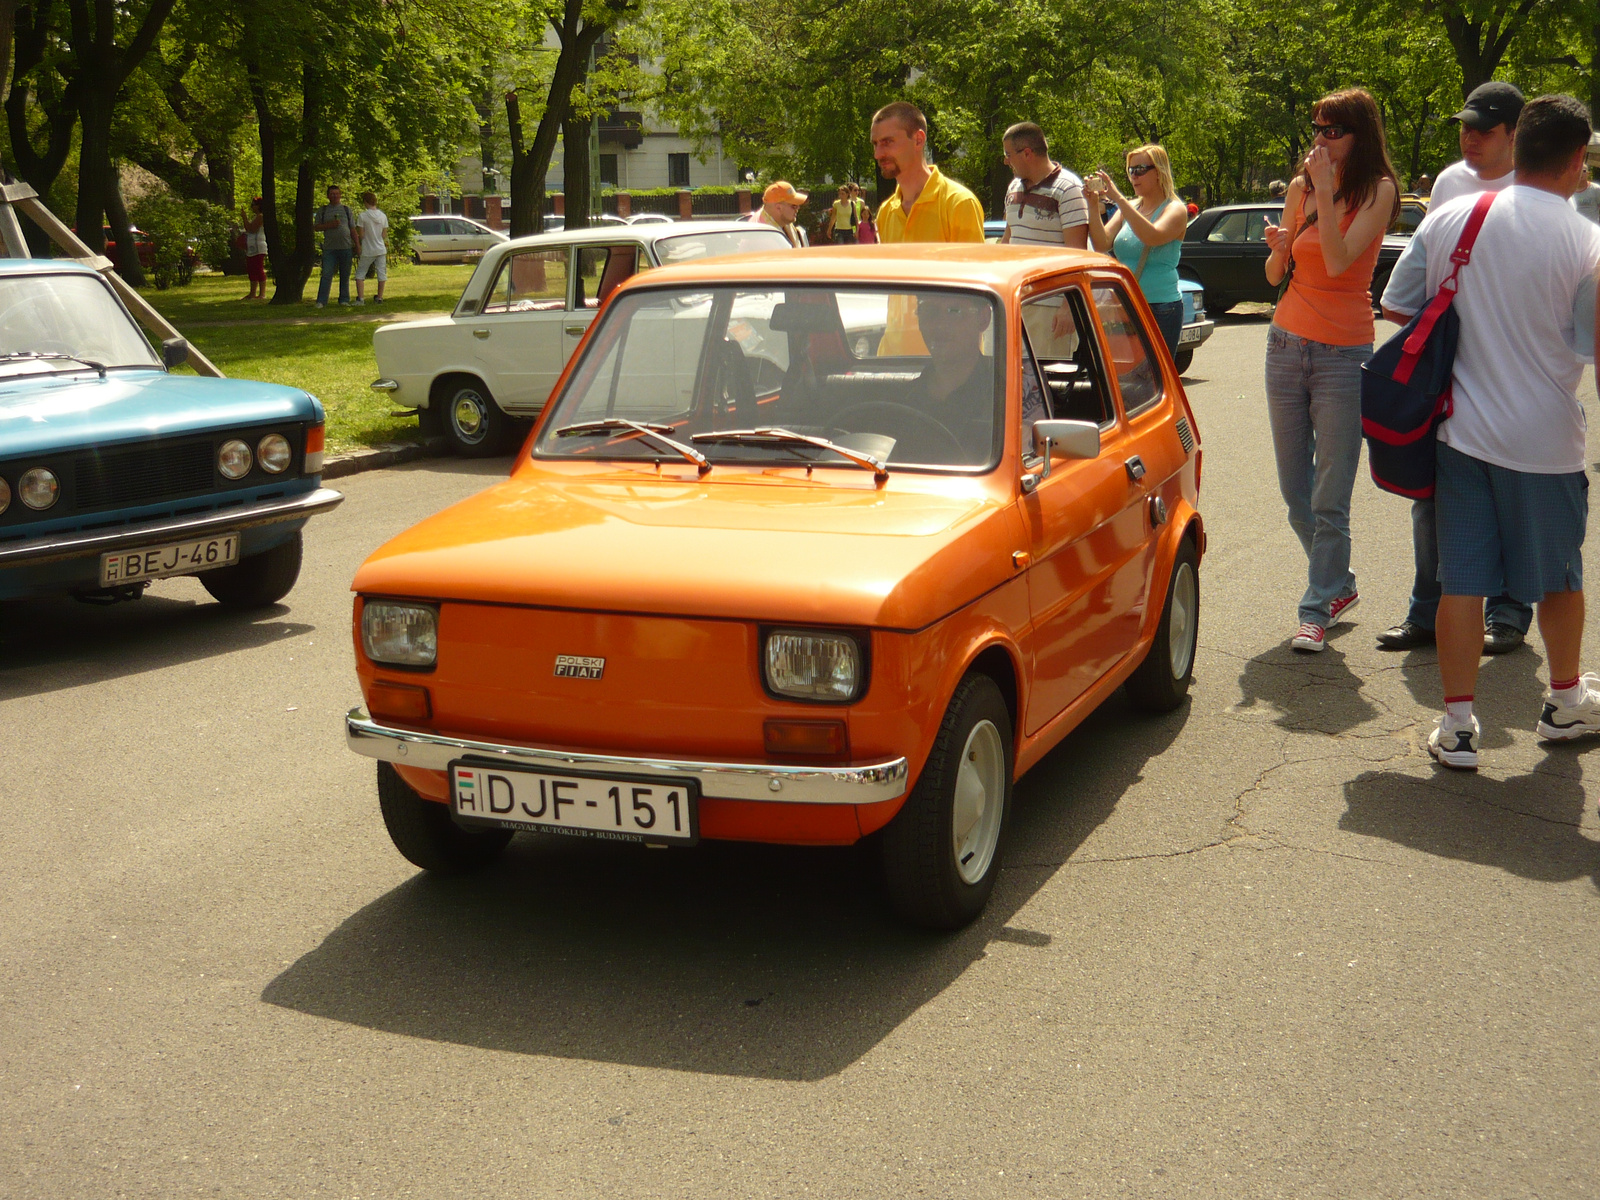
[0,260,342,605]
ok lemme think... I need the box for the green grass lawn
[145,262,477,454]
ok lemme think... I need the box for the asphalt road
[3,312,1598,1199]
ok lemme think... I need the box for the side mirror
[161,337,189,370]
[1032,418,1101,465]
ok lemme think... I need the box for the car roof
[490,220,774,252]
[615,242,1120,292]
[1197,203,1283,215]
[0,258,103,278]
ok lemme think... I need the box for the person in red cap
[746,181,810,247]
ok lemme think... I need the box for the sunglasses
[1127,163,1156,177]
[1311,122,1351,140]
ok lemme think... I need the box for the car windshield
[0,273,159,376]
[653,229,791,264]
[536,285,1004,472]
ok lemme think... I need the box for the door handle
[565,324,588,336]
[1124,455,1146,483]
[472,328,490,339]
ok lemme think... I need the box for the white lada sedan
[372,222,792,455]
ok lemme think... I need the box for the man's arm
[1062,222,1089,249]
[950,192,985,243]
[1379,227,1429,325]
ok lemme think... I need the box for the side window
[1204,211,1248,242]
[1245,211,1271,241]
[1092,283,1163,416]
[412,218,440,236]
[576,244,641,309]
[481,248,568,313]
[1021,287,1113,428]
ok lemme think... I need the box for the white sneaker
[352,297,365,305]
[1536,673,1600,740]
[1428,715,1480,770]
[1291,622,1326,652]
[314,301,325,308]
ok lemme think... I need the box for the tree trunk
[1431,1,1543,99]
[270,64,320,304]
[74,86,113,257]
[563,111,591,230]
[5,2,78,253]
[247,62,282,285]
[505,90,542,236]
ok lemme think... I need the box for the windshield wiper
[691,427,889,484]
[0,351,107,379]
[554,417,710,475]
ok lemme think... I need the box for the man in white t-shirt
[1429,81,1523,208]
[354,192,390,304]
[999,122,1089,249]
[1381,94,1600,770]
[1377,80,1530,654]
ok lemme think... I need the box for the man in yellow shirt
[871,101,986,245]
[869,101,985,352]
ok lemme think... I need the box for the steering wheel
[829,401,966,464]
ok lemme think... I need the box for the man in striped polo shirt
[1000,123,1089,248]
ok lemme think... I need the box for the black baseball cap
[1450,82,1525,131]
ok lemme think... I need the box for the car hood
[0,370,318,459]
[353,468,1021,630]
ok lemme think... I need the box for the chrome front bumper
[0,487,345,568]
[346,707,910,805]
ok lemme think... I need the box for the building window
[668,153,691,188]
[599,154,619,187]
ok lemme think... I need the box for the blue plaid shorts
[1435,442,1588,603]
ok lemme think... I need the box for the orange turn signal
[764,719,848,758]
[304,423,326,474]
[369,680,432,724]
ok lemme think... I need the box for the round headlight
[257,433,292,474]
[218,439,252,480]
[19,468,58,510]
[0,476,9,515]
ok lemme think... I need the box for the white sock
[1552,677,1585,706]
[1444,698,1474,726]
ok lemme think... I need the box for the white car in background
[407,215,509,264]
[371,222,792,454]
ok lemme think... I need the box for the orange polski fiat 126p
[345,244,1203,929]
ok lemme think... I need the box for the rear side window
[1091,283,1163,417]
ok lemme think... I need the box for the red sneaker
[1329,591,1360,626]
[1292,622,1326,652]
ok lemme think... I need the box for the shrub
[127,191,233,288]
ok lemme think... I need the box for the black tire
[1173,348,1194,374]
[1126,534,1199,713]
[881,673,1014,930]
[199,532,302,608]
[376,761,511,872]
[411,251,422,265]
[438,377,514,457]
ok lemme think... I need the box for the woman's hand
[1306,145,1336,195]
[1264,221,1290,255]
[1095,169,1127,206]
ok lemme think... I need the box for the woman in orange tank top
[1262,87,1400,652]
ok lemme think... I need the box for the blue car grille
[73,440,215,513]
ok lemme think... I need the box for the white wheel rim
[951,718,1005,885]
[1168,561,1197,680]
[452,392,487,442]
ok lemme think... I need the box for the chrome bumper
[370,378,399,392]
[1178,319,1215,346]
[346,707,910,805]
[0,487,344,568]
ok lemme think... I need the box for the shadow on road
[1233,628,1379,734]
[0,593,311,702]
[262,691,1188,1080]
[1340,757,1600,889]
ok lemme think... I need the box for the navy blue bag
[1360,189,1496,499]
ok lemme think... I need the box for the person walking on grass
[1376,81,1532,655]
[1379,95,1600,769]
[353,192,389,305]
[241,196,267,301]
[313,185,356,308]
[1262,87,1400,654]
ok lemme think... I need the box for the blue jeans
[317,247,352,304]
[1405,495,1533,632]
[1148,300,1183,359]
[1265,327,1368,626]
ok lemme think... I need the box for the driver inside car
[905,291,996,459]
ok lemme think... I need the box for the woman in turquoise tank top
[1084,143,1189,356]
